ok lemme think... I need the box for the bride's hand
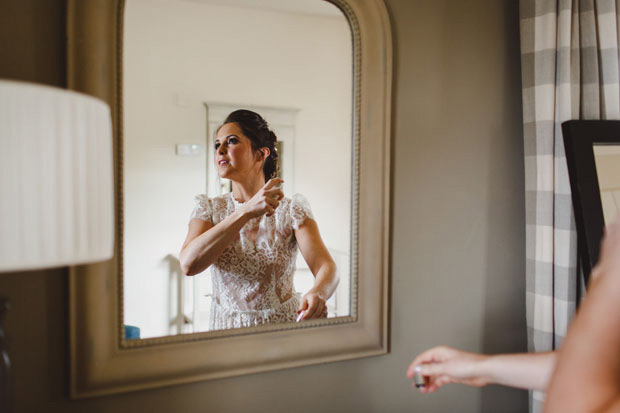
[239,178,284,219]
[407,346,489,393]
[298,290,328,320]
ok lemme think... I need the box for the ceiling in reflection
[179,0,343,18]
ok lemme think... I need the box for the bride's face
[215,122,263,181]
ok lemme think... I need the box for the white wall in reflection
[123,0,352,338]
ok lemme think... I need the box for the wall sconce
[0,80,114,411]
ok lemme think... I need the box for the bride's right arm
[181,179,284,275]
[179,209,250,276]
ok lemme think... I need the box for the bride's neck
[232,174,265,203]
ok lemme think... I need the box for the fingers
[296,299,308,322]
[408,347,487,394]
[407,360,441,379]
[431,375,452,390]
[306,297,325,319]
[417,363,444,378]
[264,187,284,200]
[264,197,278,217]
[298,294,325,320]
[265,193,282,207]
[262,188,283,217]
[407,346,451,378]
[301,296,318,320]
[244,181,284,219]
[409,370,452,394]
[297,298,308,313]
[264,178,284,190]
[407,357,426,378]
[422,375,452,393]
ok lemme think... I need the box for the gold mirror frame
[68,0,391,398]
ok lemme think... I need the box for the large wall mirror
[68,0,391,398]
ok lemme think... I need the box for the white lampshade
[0,80,114,271]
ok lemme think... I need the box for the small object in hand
[296,311,305,322]
[413,365,426,389]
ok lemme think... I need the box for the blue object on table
[124,325,140,340]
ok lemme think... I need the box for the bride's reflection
[180,109,339,330]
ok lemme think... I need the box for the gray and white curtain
[520,0,620,411]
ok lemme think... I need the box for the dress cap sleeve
[290,193,314,229]
[190,194,213,223]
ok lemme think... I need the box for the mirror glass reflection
[122,0,353,339]
[593,144,620,226]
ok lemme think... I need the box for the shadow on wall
[479,0,527,407]
[479,133,527,413]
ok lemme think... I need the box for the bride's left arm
[295,219,339,320]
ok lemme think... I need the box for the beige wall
[0,0,526,411]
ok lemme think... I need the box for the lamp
[0,80,114,271]
[0,80,114,412]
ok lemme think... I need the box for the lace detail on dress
[190,192,315,330]
[290,193,314,229]
[190,194,213,223]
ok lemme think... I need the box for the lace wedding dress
[190,192,313,330]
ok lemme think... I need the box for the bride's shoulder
[280,193,310,206]
[289,193,311,208]
[211,192,232,205]
[193,193,232,211]
[273,193,313,230]
[280,193,312,219]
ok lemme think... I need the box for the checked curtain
[519,0,620,411]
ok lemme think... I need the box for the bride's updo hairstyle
[220,109,279,180]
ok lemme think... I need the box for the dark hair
[219,109,279,180]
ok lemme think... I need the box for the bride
[179,109,339,330]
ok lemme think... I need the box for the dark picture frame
[562,120,620,285]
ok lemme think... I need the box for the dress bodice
[190,192,313,329]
